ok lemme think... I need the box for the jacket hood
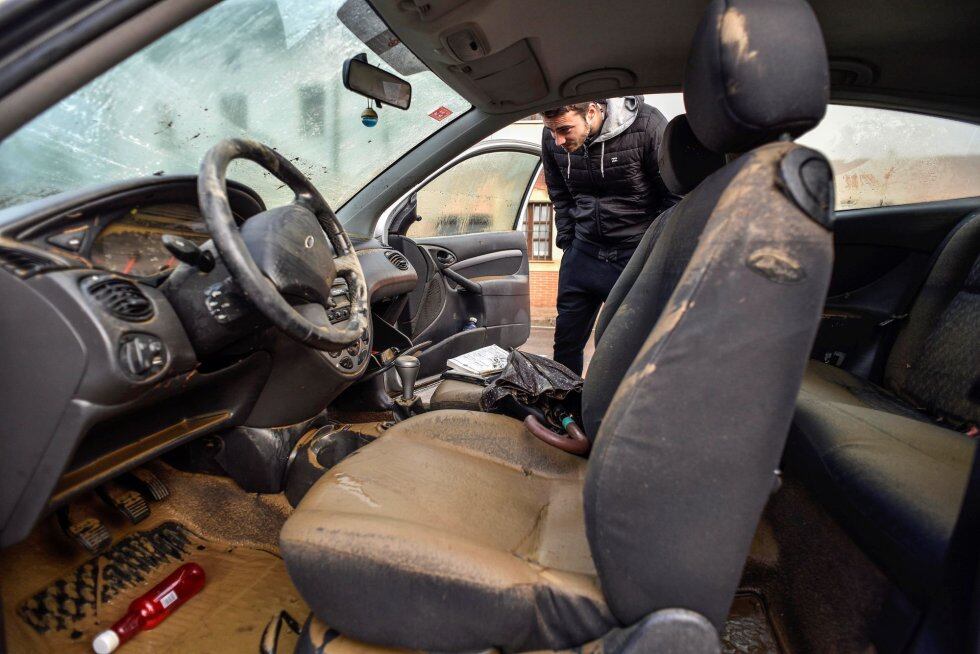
[591,96,643,145]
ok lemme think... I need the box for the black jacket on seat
[541,96,676,250]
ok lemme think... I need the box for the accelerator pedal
[97,485,150,524]
[126,467,170,501]
[57,508,111,555]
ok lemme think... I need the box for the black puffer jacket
[542,96,677,250]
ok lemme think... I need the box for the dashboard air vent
[0,246,60,278]
[384,249,410,271]
[86,276,154,321]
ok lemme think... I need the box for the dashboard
[0,175,417,549]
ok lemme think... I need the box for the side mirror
[343,54,412,110]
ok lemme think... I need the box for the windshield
[0,0,470,210]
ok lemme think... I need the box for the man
[541,97,676,375]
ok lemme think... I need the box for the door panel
[386,145,541,378]
[391,231,530,378]
[812,197,980,379]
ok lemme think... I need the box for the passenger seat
[785,210,980,606]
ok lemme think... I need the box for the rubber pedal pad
[98,487,150,524]
[58,514,112,555]
[128,467,170,501]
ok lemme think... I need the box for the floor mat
[6,520,306,653]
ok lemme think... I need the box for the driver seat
[281,0,834,650]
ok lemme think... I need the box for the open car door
[385,140,541,379]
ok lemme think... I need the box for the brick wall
[529,269,559,308]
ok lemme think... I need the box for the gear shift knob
[394,355,420,402]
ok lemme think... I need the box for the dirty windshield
[0,0,469,211]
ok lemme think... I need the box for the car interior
[0,0,978,653]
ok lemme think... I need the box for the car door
[385,140,542,378]
[797,105,980,381]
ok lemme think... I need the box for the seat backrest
[583,0,834,630]
[586,114,725,437]
[885,211,980,427]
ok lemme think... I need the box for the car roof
[373,0,980,123]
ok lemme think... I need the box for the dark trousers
[554,241,634,375]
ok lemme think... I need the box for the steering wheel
[198,139,369,350]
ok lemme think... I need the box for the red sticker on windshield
[429,106,453,121]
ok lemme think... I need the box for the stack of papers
[447,344,510,377]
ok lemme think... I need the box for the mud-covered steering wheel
[198,139,369,350]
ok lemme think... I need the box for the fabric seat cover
[788,361,975,603]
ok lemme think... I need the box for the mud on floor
[5,520,306,653]
[1,463,305,654]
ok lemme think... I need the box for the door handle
[434,250,456,266]
[443,267,481,294]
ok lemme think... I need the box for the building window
[527,202,553,260]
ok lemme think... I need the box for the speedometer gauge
[91,204,209,277]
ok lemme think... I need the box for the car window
[798,105,980,210]
[409,150,539,238]
[0,0,470,210]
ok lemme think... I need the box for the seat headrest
[658,114,727,195]
[683,0,829,154]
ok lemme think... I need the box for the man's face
[543,109,592,153]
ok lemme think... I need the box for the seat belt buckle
[878,313,909,327]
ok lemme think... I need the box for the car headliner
[0,0,977,142]
[372,0,980,123]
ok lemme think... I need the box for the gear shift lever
[394,355,420,402]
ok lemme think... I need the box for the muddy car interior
[0,0,978,652]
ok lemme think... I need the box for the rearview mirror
[343,54,412,110]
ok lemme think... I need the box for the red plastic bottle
[92,562,206,653]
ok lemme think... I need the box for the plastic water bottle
[92,563,206,653]
[462,317,478,331]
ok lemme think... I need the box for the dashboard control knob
[119,333,167,379]
[162,234,214,272]
[205,280,247,324]
[346,343,359,356]
[339,357,354,370]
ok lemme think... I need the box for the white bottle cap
[92,629,120,654]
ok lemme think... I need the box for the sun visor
[337,0,428,76]
[448,39,548,110]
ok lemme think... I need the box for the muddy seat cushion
[787,363,976,604]
[279,410,614,652]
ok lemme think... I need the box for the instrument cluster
[88,204,210,277]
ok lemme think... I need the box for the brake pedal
[127,467,169,501]
[57,508,111,555]
[97,486,150,524]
